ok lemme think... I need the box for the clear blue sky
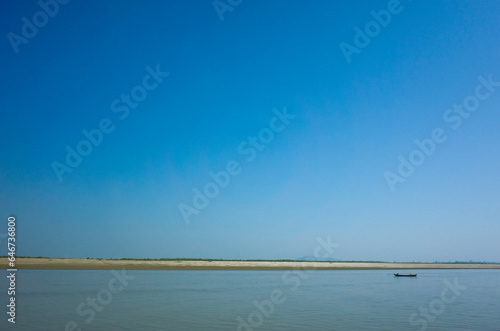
[1,0,499,262]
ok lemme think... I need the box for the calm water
[1,269,499,330]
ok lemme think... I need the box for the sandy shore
[2,258,499,270]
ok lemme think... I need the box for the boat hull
[394,273,417,277]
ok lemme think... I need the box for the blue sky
[1,0,499,262]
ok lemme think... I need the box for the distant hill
[296,256,342,262]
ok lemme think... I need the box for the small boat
[394,273,417,277]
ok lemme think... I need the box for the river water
[0,269,499,330]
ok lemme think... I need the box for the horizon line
[4,256,500,264]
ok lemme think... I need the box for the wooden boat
[394,273,417,277]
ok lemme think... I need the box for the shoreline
[2,258,500,270]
